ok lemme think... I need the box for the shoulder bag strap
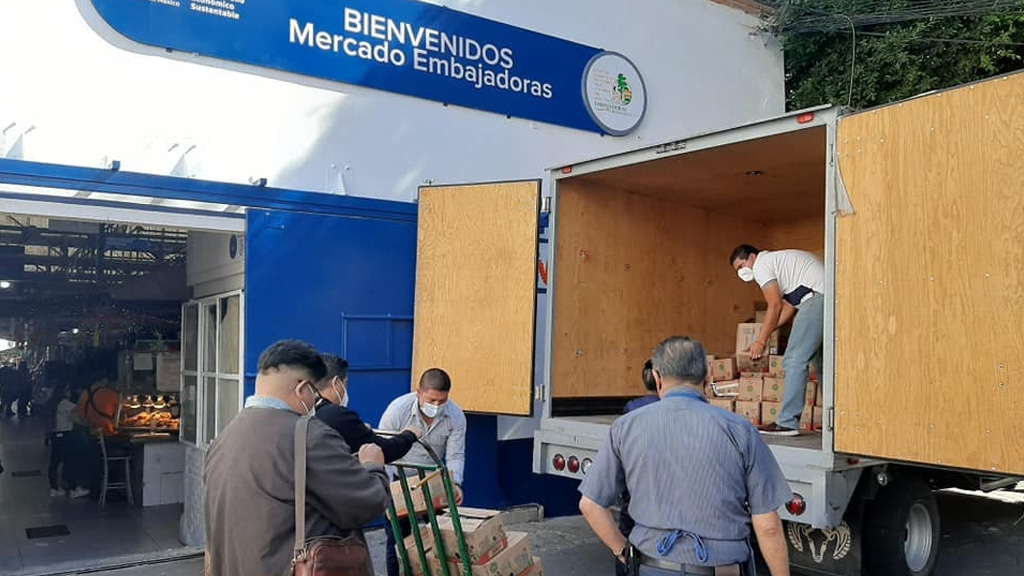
[294,414,313,561]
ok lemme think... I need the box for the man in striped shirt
[580,336,792,576]
[378,368,466,576]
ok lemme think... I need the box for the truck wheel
[863,477,940,576]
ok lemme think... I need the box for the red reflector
[553,454,566,471]
[567,456,581,474]
[797,113,815,124]
[561,166,573,174]
[848,458,860,465]
[785,493,807,516]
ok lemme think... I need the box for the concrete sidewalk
[44,490,1024,576]
[68,516,607,576]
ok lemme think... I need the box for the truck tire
[863,477,940,576]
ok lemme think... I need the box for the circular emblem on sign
[582,52,647,136]
[229,235,238,260]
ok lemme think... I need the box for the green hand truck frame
[377,430,474,576]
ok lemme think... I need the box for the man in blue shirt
[580,336,793,576]
[617,359,658,576]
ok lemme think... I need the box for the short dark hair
[258,340,327,382]
[320,353,349,382]
[652,336,708,386]
[419,368,452,392]
[641,359,656,392]
[729,244,760,265]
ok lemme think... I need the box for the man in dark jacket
[314,353,420,463]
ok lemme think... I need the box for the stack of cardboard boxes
[705,318,822,431]
[390,473,450,519]
[398,507,544,576]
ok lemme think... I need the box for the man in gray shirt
[378,368,466,576]
[205,340,389,576]
[579,336,793,576]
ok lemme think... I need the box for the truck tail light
[581,458,593,475]
[567,456,580,474]
[553,454,566,471]
[785,493,807,516]
[797,113,815,124]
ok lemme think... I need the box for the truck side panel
[835,73,1024,475]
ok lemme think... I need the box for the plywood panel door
[835,73,1024,475]
[413,182,540,416]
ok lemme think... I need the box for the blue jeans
[779,294,824,430]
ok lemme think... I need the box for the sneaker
[49,489,67,497]
[69,487,91,499]
[758,423,799,437]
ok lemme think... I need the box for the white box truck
[410,72,1024,576]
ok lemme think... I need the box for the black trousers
[48,433,73,490]
[385,516,412,576]
[616,495,637,576]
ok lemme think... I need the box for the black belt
[640,556,740,576]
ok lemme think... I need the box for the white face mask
[298,382,316,416]
[333,382,349,408]
[420,402,445,419]
[737,267,755,283]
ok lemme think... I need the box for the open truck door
[831,73,1024,576]
[834,72,1024,477]
[412,182,541,416]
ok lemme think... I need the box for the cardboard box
[705,355,715,384]
[812,407,824,431]
[709,379,739,398]
[390,473,448,517]
[800,404,815,431]
[815,382,823,407]
[804,381,819,407]
[737,375,763,402]
[435,508,507,565]
[762,377,785,403]
[710,398,735,412]
[768,355,785,377]
[735,400,761,425]
[761,402,781,426]
[755,309,767,324]
[711,358,737,382]
[736,323,780,356]
[401,525,436,575]
[735,353,768,373]
[431,531,533,576]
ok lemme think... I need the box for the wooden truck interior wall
[553,127,827,400]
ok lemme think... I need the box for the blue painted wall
[244,207,418,427]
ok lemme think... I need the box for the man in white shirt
[731,245,825,436]
[378,368,466,576]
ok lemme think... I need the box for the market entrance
[0,163,245,575]
[0,157,419,575]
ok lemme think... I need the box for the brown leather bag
[290,414,374,576]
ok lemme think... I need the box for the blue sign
[85,0,648,135]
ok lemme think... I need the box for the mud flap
[783,506,863,576]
